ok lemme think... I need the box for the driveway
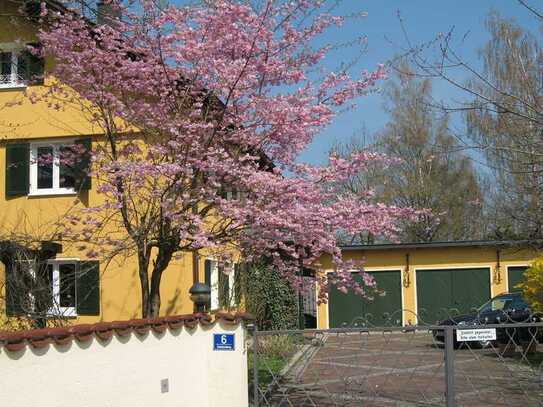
[261,330,543,406]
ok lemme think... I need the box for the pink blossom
[28,0,419,302]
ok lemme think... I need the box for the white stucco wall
[0,322,248,407]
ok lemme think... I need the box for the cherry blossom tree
[31,0,417,317]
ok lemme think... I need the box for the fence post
[444,325,456,407]
[252,324,259,407]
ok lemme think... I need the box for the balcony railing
[0,73,25,88]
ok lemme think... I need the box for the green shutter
[204,260,211,285]
[18,44,45,85]
[234,263,242,305]
[74,138,92,191]
[5,143,29,197]
[76,260,100,315]
[218,264,230,308]
[5,260,24,316]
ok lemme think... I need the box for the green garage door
[508,266,528,292]
[417,268,490,324]
[329,270,402,328]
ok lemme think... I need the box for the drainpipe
[495,249,502,285]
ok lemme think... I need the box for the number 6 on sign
[213,333,235,351]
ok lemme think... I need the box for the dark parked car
[432,292,543,348]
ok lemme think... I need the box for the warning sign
[456,328,496,342]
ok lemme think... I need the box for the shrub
[239,261,298,331]
[259,335,298,359]
[517,257,543,313]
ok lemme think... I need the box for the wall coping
[0,312,254,352]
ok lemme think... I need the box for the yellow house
[317,240,541,329]
[0,0,236,330]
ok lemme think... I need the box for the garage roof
[340,239,543,251]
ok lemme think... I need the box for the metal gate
[248,321,543,406]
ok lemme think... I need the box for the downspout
[402,253,410,288]
[403,253,411,325]
[494,249,502,286]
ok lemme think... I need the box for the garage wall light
[494,249,502,285]
[402,253,411,288]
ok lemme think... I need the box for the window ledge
[28,189,77,197]
[47,308,77,318]
[0,83,27,90]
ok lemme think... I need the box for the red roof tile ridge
[0,312,254,352]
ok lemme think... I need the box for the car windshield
[477,295,524,313]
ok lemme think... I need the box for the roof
[0,312,253,352]
[340,239,543,252]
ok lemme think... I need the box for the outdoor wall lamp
[494,249,502,284]
[402,253,411,288]
[189,282,211,312]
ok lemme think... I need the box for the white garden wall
[0,319,248,407]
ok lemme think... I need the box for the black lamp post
[189,282,211,313]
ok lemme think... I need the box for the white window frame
[228,265,235,307]
[47,259,78,317]
[207,259,237,310]
[29,140,77,196]
[209,259,219,310]
[0,44,26,89]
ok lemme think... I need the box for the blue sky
[299,0,542,165]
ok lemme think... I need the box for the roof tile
[0,312,253,353]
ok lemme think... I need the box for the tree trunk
[148,246,174,318]
[149,288,161,318]
[137,250,151,318]
[140,278,150,318]
[148,269,165,318]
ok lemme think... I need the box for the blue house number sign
[213,333,235,351]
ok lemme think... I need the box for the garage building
[319,240,539,329]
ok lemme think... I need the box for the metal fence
[248,321,543,406]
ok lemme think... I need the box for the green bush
[239,261,298,331]
[517,257,543,313]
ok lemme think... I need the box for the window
[6,138,92,198]
[225,190,241,200]
[204,259,236,310]
[30,141,77,195]
[0,50,19,87]
[0,44,44,89]
[205,259,219,310]
[47,260,77,317]
[221,187,242,201]
[4,257,100,318]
